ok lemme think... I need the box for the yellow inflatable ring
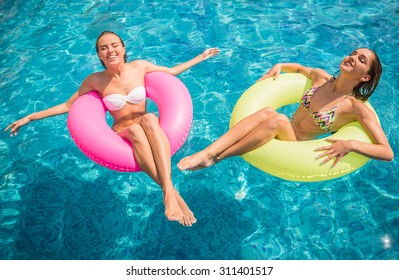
[230,73,378,182]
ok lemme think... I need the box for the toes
[182,218,193,227]
[166,212,183,222]
[177,159,188,170]
[181,215,197,227]
[182,219,191,227]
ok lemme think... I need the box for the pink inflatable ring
[67,72,193,172]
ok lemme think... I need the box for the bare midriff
[108,101,147,133]
[290,107,327,141]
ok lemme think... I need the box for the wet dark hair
[95,31,128,69]
[352,49,382,101]
[334,49,382,101]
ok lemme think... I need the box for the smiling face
[96,32,126,68]
[340,48,382,101]
[340,48,376,82]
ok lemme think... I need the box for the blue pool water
[1,0,398,260]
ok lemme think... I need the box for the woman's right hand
[201,48,220,60]
[257,63,282,82]
[4,116,31,137]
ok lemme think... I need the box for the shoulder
[129,59,152,67]
[346,96,376,120]
[85,71,103,82]
[309,68,333,87]
[78,71,106,94]
[126,60,157,72]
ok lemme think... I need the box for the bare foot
[177,150,217,171]
[175,191,197,227]
[163,187,184,223]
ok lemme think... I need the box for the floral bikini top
[301,86,348,131]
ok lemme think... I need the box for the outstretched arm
[315,104,394,167]
[4,77,95,136]
[144,48,220,75]
[257,63,331,85]
[4,91,81,136]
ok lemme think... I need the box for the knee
[126,124,146,142]
[263,113,290,131]
[255,107,277,120]
[140,113,159,130]
[272,114,291,131]
[275,113,290,125]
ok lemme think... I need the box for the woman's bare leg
[218,113,296,159]
[119,123,183,223]
[139,114,197,226]
[119,114,196,226]
[177,107,279,170]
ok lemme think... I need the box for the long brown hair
[95,31,128,69]
[353,49,382,101]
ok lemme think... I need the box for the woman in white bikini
[5,31,219,227]
[177,48,393,172]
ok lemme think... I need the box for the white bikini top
[102,86,146,111]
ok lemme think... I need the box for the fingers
[315,149,342,167]
[4,125,11,132]
[319,153,335,165]
[325,138,336,143]
[313,144,330,151]
[210,47,220,55]
[314,138,339,151]
[4,122,16,131]
[257,71,281,82]
[315,138,347,167]
[256,75,268,82]
[272,71,280,80]
[203,47,220,58]
[5,123,20,137]
[256,72,275,82]
[256,76,266,82]
[331,157,341,168]
[315,143,335,165]
[10,129,19,137]
[4,123,15,135]
[316,151,335,166]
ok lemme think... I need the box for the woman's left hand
[202,48,220,59]
[314,138,353,168]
